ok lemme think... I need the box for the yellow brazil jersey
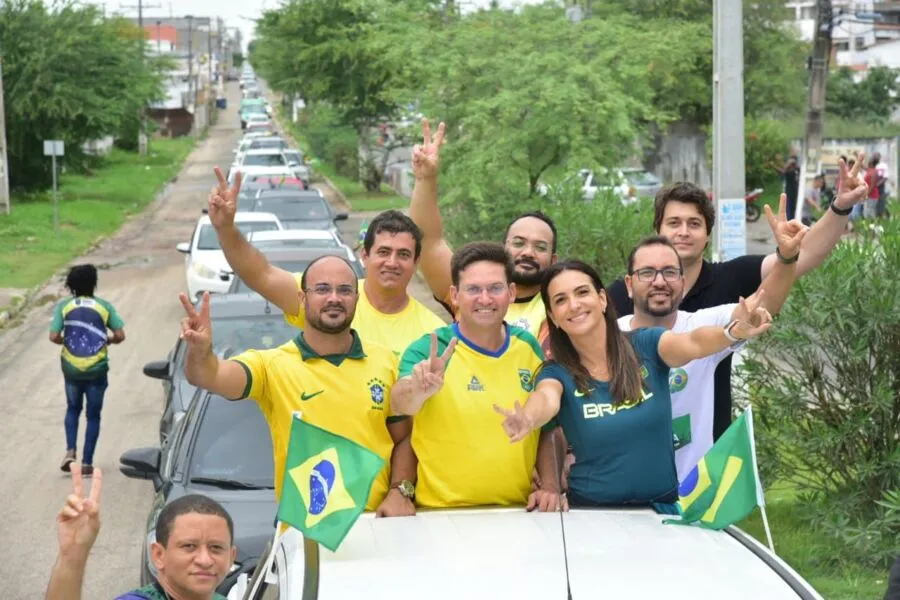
[284,275,446,355]
[231,330,400,511]
[398,323,545,508]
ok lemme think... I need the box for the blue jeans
[64,376,108,465]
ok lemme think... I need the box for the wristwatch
[723,320,744,343]
[830,199,853,216]
[775,247,799,265]
[391,480,416,500]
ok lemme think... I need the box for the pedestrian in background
[49,264,125,476]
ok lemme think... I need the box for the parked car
[142,292,296,441]
[234,137,289,164]
[176,212,283,299]
[247,229,345,251]
[230,508,824,600]
[539,168,662,205]
[238,176,309,210]
[120,389,277,598]
[228,149,293,184]
[227,247,365,294]
[281,149,311,186]
[251,191,348,232]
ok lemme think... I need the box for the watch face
[398,480,415,497]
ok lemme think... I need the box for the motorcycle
[707,188,765,223]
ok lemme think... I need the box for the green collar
[293,330,366,367]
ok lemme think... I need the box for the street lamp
[156,20,161,54]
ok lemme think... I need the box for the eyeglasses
[631,267,683,283]
[304,284,357,298]
[461,283,508,297]
[507,237,552,255]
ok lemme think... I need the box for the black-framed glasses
[304,284,357,298]
[631,267,682,283]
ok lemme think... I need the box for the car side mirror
[143,360,170,381]
[120,447,161,482]
[201,208,209,215]
[176,242,191,254]
[288,161,299,167]
[334,213,349,222]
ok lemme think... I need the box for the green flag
[673,407,765,530]
[277,414,385,552]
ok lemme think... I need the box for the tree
[0,0,168,189]
[828,65,900,124]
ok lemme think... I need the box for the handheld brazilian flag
[277,414,385,552]
[673,407,766,530]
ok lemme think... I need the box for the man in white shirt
[617,199,806,480]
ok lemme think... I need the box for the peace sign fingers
[179,291,200,320]
[422,118,432,147]
[214,165,228,193]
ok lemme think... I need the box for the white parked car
[539,168,662,206]
[247,229,345,251]
[228,149,294,184]
[230,508,823,600]
[176,213,284,299]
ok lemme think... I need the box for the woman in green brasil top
[495,260,773,511]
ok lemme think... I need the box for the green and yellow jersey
[231,330,401,511]
[285,274,446,355]
[399,323,545,508]
[50,296,124,380]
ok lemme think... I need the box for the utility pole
[0,53,10,215]
[187,15,196,137]
[711,0,747,261]
[797,0,833,221]
[120,0,161,154]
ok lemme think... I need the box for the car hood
[192,250,231,274]
[274,507,820,599]
[168,485,277,565]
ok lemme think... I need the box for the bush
[442,173,654,285]
[297,103,359,180]
[736,221,900,568]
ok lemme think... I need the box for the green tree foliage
[0,0,168,190]
[737,221,900,568]
[828,65,900,124]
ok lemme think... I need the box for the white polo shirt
[618,304,739,482]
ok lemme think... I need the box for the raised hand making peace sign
[407,332,458,411]
[411,118,445,181]
[833,152,869,210]
[208,166,243,231]
[765,192,809,261]
[728,290,774,341]
[56,464,103,563]
[493,401,535,443]
[179,291,213,353]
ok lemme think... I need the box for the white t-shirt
[618,304,739,482]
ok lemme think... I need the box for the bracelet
[776,247,799,264]
[723,320,743,343]
[830,199,853,216]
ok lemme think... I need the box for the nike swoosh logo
[301,390,324,401]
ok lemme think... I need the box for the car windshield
[230,259,364,293]
[623,170,661,186]
[255,198,330,221]
[243,106,267,115]
[188,395,275,488]
[283,151,302,163]
[252,238,339,250]
[211,314,296,353]
[243,153,286,167]
[252,140,286,151]
[196,221,279,250]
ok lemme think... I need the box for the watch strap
[723,320,742,343]
[775,246,799,265]
[830,199,853,216]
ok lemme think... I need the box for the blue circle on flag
[309,460,336,515]
[679,464,699,497]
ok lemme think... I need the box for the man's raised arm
[209,168,301,317]
[408,119,455,304]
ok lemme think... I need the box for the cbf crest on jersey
[518,368,534,392]
[368,378,386,410]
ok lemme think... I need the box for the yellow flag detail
[701,456,744,524]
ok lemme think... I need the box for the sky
[86,0,546,53]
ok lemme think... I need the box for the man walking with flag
[180,254,417,518]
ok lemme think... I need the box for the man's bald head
[301,255,359,335]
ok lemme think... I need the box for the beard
[636,288,677,318]
[306,303,355,334]
[510,257,544,287]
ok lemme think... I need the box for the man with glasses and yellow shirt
[207,168,445,355]
[407,121,557,347]
[180,255,417,517]
[392,242,545,508]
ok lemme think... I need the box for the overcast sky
[87,0,546,52]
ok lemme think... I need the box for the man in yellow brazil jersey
[207,167,445,355]
[408,120,557,347]
[392,242,545,508]
[180,254,417,517]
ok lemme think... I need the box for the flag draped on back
[672,407,766,530]
[277,414,385,551]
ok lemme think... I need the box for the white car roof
[265,508,821,600]
[196,212,282,226]
[247,230,337,242]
